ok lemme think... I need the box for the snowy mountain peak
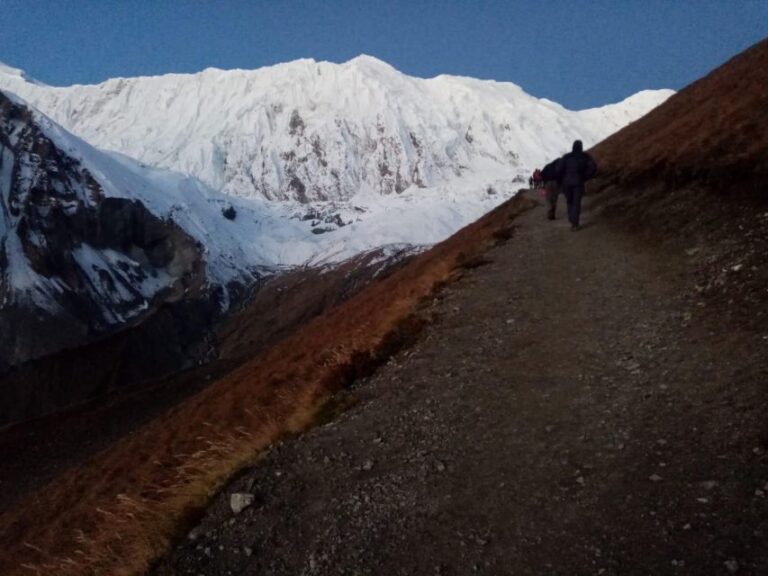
[0,61,25,77]
[0,58,673,204]
[0,60,43,86]
[0,59,675,367]
[343,54,400,73]
[585,89,677,112]
[0,88,527,367]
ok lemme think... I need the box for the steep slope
[0,243,416,481]
[0,90,207,367]
[591,38,767,197]
[0,56,673,204]
[0,91,319,368]
[0,91,277,421]
[589,37,768,329]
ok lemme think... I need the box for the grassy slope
[591,37,768,200]
[0,195,534,576]
[588,38,768,332]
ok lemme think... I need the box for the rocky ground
[155,194,768,575]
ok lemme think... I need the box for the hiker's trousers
[545,181,560,218]
[563,185,584,226]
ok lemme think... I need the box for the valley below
[0,243,415,510]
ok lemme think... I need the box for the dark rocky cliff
[0,91,209,369]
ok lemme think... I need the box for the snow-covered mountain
[0,89,511,366]
[0,56,673,204]
[0,90,211,365]
[0,56,673,368]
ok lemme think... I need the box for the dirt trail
[157,194,768,575]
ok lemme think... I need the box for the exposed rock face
[0,91,206,368]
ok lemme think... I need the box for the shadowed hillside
[591,37,767,199]
[590,37,768,331]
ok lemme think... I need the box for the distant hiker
[540,159,561,220]
[555,140,597,230]
[532,168,543,189]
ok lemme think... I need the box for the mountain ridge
[0,54,666,107]
[0,87,526,370]
[0,54,674,382]
[0,56,673,204]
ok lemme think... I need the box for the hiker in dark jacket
[555,140,597,230]
[540,159,561,220]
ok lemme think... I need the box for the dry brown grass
[591,37,768,199]
[587,37,768,334]
[0,194,534,576]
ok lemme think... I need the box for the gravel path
[156,195,768,575]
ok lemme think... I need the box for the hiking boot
[571,223,581,231]
[547,214,555,221]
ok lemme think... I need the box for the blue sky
[0,0,766,109]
